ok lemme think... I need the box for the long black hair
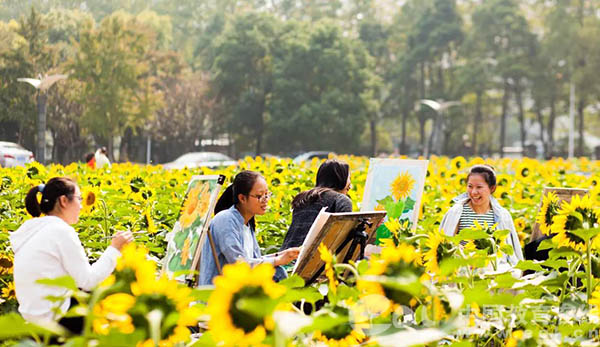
[214,170,264,228]
[292,159,350,210]
[25,177,77,217]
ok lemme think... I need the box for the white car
[0,141,35,168]
[162,152,237,170]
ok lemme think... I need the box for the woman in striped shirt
[439,165,523,266]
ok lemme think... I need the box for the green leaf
[537,238,555,251]
[0,313,60,339]
[500,244,514,255]
[36,276,78,291]
[403,197,415,213]
[515,260,545,272]
[570,227,600,242]
[279,275,305,289]
[281,287,323,304]
[190,286,214,302]
[236,296,279,318]
[452,229,490,241]
[300,313,347,335]
[387,200,404,219]
[540,259,568,270]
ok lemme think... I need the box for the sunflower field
[2,156,600,346]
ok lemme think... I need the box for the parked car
[162,152,237,170]
[0,141,34,168]
[292,151,334,163]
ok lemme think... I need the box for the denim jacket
[439,193,524,266]
[198,205,274,285]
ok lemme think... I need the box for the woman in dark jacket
[280,159,353,250]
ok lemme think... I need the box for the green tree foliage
[2,0,600,160]
[68,13,161,159]
[269,20,379,154]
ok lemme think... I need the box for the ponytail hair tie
[38,184,45,193]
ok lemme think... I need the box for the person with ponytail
[10,177,133,331]
[198,170,300,285]
[279,159,353,251]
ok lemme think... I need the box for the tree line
[1,0,599,163]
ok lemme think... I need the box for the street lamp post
[17,74,68,164]
[419,99,461,157]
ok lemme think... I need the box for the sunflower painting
[163,175,222,282]
[361,159,428,243]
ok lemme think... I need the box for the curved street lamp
[419,99,461,157]
[17,74,68,164]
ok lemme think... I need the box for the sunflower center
[320,307,353,340]
[229,286,268,333]
[564,215,586,244]
[0,258,12,268]
[544,203,558,226]
[130,293,178,337]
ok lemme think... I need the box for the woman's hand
[275,247,300,266]
[110,230,134,251]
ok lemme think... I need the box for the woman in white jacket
[10,177,132,333]
[438,165,523,267]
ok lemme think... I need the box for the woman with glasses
[198,170,300,285]
[280,159,353,251]
[10,177,133,332]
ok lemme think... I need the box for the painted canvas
[360,159,429,242]
[163,175,222,282]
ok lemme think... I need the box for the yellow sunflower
[390,171,416,201]
[1,281,16,300]
[318,243,338,295]
[535,191,560,236]
[208,262,286,346]
[589,286,600,317]
[81,187,99,214]
[515,162,533,181]
[551,194,600,253]
[100,244,199,344]
[93,293,136,335]
[0,254,13,275]
[314,324,366,346]
[450,156,467,170]
[423,231,448,274]
[357,243,424,307]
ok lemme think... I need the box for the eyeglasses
[71,195,83,202]
[248,191,272,202]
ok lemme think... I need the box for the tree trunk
[418,62,427,155]
[547,93,556,159]
[473,90,482,156]
[400,101,409,155]
[534,102,546,159]
[255,95,265,156]
[369,117,377,157]
[107,136,114,162]
[515,83,526,150]
[577,98,585,156]
[499,80,510,156]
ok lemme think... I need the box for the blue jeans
[273,265,288,282]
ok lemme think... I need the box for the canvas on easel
[163,175,223,283]
[292,210,386,284]
[360,158,428,242]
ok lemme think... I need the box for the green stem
[333,263,359,280]
[586,238,592,308]
[101,199,109,240]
